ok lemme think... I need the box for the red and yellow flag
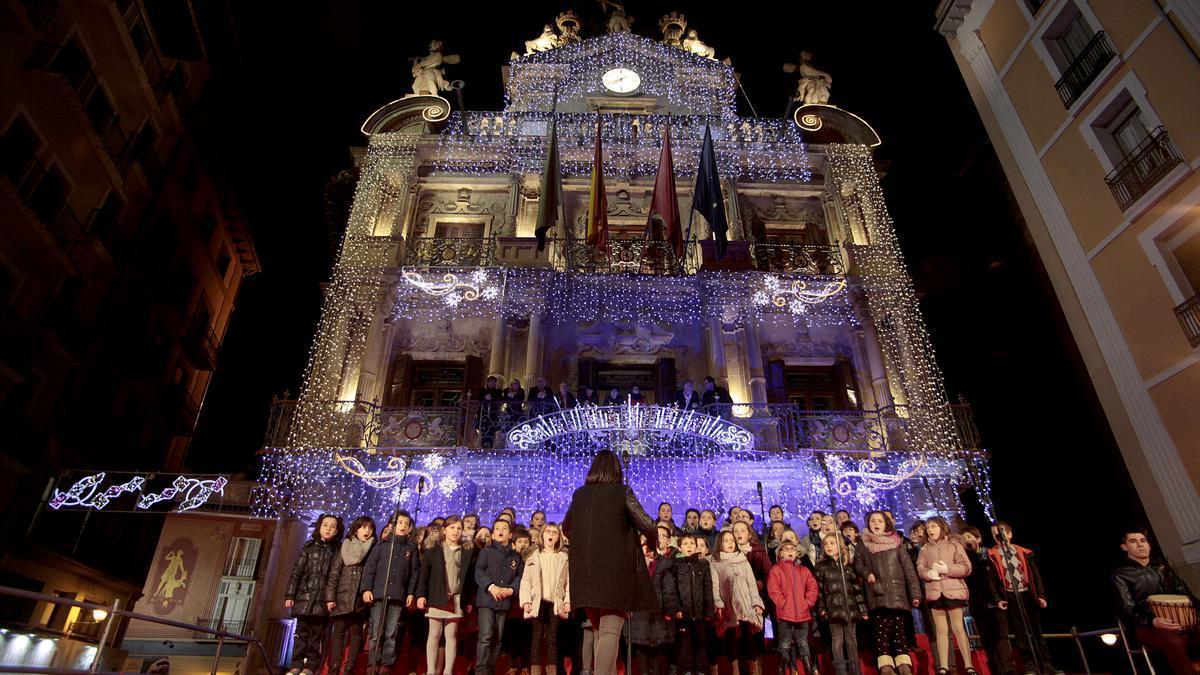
[586,115,609,248]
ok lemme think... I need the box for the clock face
[602,68,641,94]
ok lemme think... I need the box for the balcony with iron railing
[750,242,844,275]
[557,237,695,275]
[193,617,254,640]
[27,42,100,104]
[1104,127,1183,210]
[1175,294,1200,348]
[4,154,90,268]
[182,316,220,371]
[265,397,983,456]
[1054,31,1116,108]
[406,236,496,267]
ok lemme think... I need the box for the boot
[802,656,817,675]
[749,659,762,675]
[731,662,741,675]
[895,653,913,675]
[877,655,896,675]
[710,666,720,675]
[546,667,557,675]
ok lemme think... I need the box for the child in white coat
[520,523,571,675]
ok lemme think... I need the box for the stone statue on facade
[659,12,687,47]
[598,0,634,33]
[783,51,832,105]
[410,40,460,96]
[682,29,716,59]
[524,25,560,54]
[556,11,583,45]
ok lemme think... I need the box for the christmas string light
[504,403,755,452]
[48,472,228,512]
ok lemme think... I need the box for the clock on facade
[601,67,641,94]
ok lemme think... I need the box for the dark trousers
[872,608,909,659]
[1005,592,1055,671]
[1135,625,1200,675]
[368,601,406,667]
[634,645,668,675]
[476,607,508,675]
[777,620,812,670]
[675,619,708,672]
[291,616,328,670]
[329,614,366,674]
[971,605,1016,675]
[530,601,561,667]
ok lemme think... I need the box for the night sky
[187,1,1147,639]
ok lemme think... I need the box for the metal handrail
[1104,126,1183,209]
[0,584,277,675]
[1174,293,1200,348]
[1054,31,1116,107]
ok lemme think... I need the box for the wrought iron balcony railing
[1054,31,1116,108]
[264,398,987,456]
[751,242,843,275]
[406,236,495,267]
[558,237,694,275]
[1175,294,1200,348]
[27,42,100,105]
[1104,127,1183,210]
[193,617,253,640]
[182,315,220,371]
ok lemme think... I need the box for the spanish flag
[586,115,609,249]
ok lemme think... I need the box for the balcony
[166,388,202,436]
[223,557,259,578]
[6,155,90,268]
[1104,127,1183,210]
[193,617,252,640]
[406,236,495,267]
[558,237,694,275]
[65,618,104,642]
[182,316,219,370]
[751,242,843,275]
[1175,294,1200,348]
[263,398,984,456]
[27,42,100,104]
[1054,31,1116,108]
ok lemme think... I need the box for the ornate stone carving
[397,320,491,356]
[659,12,687,47]
[577,321,675,355]
[763,339,851,361]
[524,25,559,54]
[752,195,826,228]
[556,11,582,45]
[783,51,832,105]
[410,41,460,96]
[414,187,507,237]
[682,29,716,59]
[599,0,634,33]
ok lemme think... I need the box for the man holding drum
[1112,528,1198,674]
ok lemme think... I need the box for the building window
[1043,3,1115,107]
[1,115,42,193]
[1171,232,1200,348]
[1092,98,1183,210]
[1023,0,1046,14]
[90,191,125,241]
[216,246,232,281]
[410,363,465,407]
[209,578,255,633]
[223,537,262,578]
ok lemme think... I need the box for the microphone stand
[618,435,635,675]
[995,526,1042,675]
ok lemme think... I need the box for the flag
[586,115,609,249]
[691,125,729,259]
[645,125,683,259]
[534,115,564,252]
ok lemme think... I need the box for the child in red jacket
[768,542,820,675]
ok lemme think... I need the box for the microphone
[756,481,763,496]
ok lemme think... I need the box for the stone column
[524,312,544,386]
[743,317,767,403]
[488,315,507,382]
[707,317,728,387]
[861,316,893,409]
[848,329,878,410]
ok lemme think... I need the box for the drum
[1148,594,1197,631]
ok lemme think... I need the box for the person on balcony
[578,385,599,406]
[604,387,623,406]
[701,376,731,411]
[528,376,555,416]
[674,380,702,411]
[1111,528,1198,675]
[503,380,525,429]
[478,376,504,449]
[557,383,577,409]
[629,385,646,405]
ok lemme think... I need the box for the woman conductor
[562,450,659,675]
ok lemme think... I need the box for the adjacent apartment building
[936,0,1200,578]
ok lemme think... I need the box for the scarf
[861,530,900,554]
[342,536,374,565]
[723,550,748,565]
[738,542,752,555]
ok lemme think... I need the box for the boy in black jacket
[474,518,524,675]
[962,527,1016,675]
[664,534,714,675]
[361,510,420,675]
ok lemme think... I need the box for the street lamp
[1099,632,1119,647]
[91,609,108,622]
